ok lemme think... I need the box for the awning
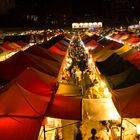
[83,98,120,121]
[112,83,140,118]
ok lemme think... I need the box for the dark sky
[15,0,112,14]
[0,0,139,27]
[14,0,140,17]
[0,0,139,17]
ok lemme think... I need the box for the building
[0,0,15,15]
[111,0,139,25]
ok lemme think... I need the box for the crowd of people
[59,30,140,140]
[62,35,96,95]
[74,120,139,140]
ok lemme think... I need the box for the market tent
[45,49,65,63]
[125,35,140,44]
[112,34,122,40]
[25,45,60,62]
[83,98,120,121]
[105,41,123,50]
[56,83,81,96]
[120,34,130,41]
[54,41,68,51]
[88,42,104,54]
[40,34,64,49]
[29,67,57,89]
[120,48,136,60]
[91,48,114,62]
[15,40,28,48]
[85,39,99,49]
[48,45,66,56]
[1,41,17,51]
[0,84,51,117]
[0,82,82,140]
[0,81,81,120]
[11,42,22,50]
[0,52,20,82]
[97,37,112,46]
[24,53,61,76]
[112,83,140,118]
[125,50,140,69]
[59,38,70,46]
[0,51,60,82]
[63,33,72,40]
[96,37,104,43]
[126,50,140,60]
[46,94,82,120]
[114,44,132,55]
[3,35,31,43]
[0,117,42,140]
[0,48,4,53]
[81,34,89,43]
[106,66,140,89]
[91,34,102,41]
[15,67,54,95]
[95,53,132,76]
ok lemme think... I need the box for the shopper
[88,128,98,140]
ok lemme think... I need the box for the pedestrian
[96,121,111,140]
[74,122,83,140]
[88,128,98,140]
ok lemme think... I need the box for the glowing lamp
[137,124,140,135]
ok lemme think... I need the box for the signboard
[72,22,102,28]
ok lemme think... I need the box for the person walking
[96,121,111,140]
[74,122,83,140]
[88,128,98,140]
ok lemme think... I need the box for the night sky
[0,0,139,17]
[16,0,140,17]
[0,0,139,27]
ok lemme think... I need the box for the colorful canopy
[83,98,119,121]
[16,67,54,95]
[48,45,66,56]
[96,53,132,76]
[112,83,140,118]
[106,67,140,89]
[0,117,42,140]
[0,51,61,81]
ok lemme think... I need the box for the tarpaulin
[112,83,140,118]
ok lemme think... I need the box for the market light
[93,22,97,27]
[98,22,102,27]
[100,81,105,88]
[66,62,71,67]
[88,58,92,64]
[103,88,111,97]
[47,117,52,123]
[137,124,140,135]
[109,111,120,120]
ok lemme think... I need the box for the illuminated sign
[72,22,102,28]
